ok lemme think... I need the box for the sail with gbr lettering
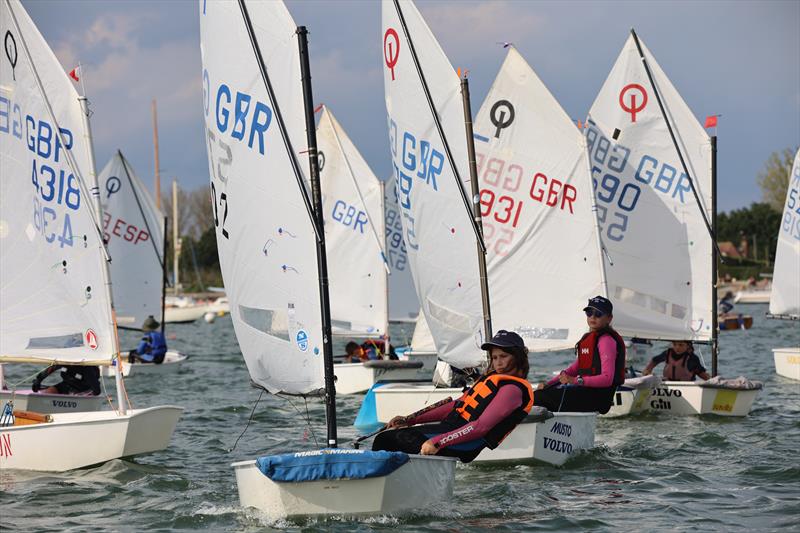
[200,0,323,394]
[0,0,115,364]
[769,148,800,318]
[318,106,387,337]
[586,33,713,341]
[473,46,605,351]
[382,0,484,368]
[99,151,165,329]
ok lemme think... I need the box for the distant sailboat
[768,148,800,380]
[97,151,188,376]
[200,0,454,517]
[317,104,428,394]
[0,0,181,470]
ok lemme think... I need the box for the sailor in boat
[642,341,710,381]
[128,316,167,364]
[372,330,533,463]
[535,296,626,415]
[32,365,101,396]
[344,339,398,363]
[719,291,736,315]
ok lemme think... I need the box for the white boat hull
[100,351,188,377]
[371,383,595,465]
[773,347,800,380]
[334,362,427,395]
[601,387,652,418]
[734,290,771,304]
[648,381,759,416]
[0,390,105,414]
[0,406,183,472]
[400,351,438,380]
[232,454,455,518]
[164,305,209,324]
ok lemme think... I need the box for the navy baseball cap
[583,296,613,315]
[481,330,525,351]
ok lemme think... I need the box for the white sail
[0,0,115,364]
[586,33,713,341]
[473,47,605,352]
[382,0,484,368]
[318,106,387,337]
[99,151,165,329]
[770,148,800,318]
[384,178,419,322]
[200,0,323,394]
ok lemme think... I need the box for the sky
[20,0,800,214]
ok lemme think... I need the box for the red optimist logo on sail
[384,28,400,81]
[85,329,98,350]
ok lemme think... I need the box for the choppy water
[1,303,798,531]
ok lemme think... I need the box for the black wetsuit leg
[534,386,615,414]
[372,422,484,462]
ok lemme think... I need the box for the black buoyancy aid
[662,350,695,381]
[575,327,626,387]
[445,372,533,449]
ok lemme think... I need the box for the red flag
[704,115,718,129]
[69,67,79,82]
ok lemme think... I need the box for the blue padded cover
[256,449,410,483]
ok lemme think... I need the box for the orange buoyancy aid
[575,327,626,387]
[446,372,534,449]
[662,350,696,381]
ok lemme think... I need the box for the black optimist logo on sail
[317,151,325,172]
[4,30,17,81]
[489,100,515,138]
[105,176,121,199]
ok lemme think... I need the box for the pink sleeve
[407,396,461,425]
[580,336,617,388]
[429,386,523,449]
[546,359,579,385]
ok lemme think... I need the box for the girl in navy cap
[372,330,534,462]
[533,296,626,414]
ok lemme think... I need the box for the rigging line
[392,0,487,254]
[236,0,322,241]
[229,388,264,453]
[278,393,319,448]
[324,108,391,273]
[118,153,165,269]
[629,28,722,259]
[5,0,109,259]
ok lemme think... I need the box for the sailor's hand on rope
[387,415,410,429]
[420,440,438,455]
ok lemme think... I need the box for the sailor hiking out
[128,316,168,364]
[372,330,533,462]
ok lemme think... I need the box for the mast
[460,76,492,344]
[152,100,162,211]
[172,179,181,292]
[711,135,718,376]
[79,94,127,414]
[161,215,169,335]
[381,180,390,342]
[297,25,338,447]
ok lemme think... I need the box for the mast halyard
[297,26,338,448]
[460,75,493,345]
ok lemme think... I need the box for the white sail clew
[586,34,713,341]
[99,151,165,329]
[382,0,484,368]
[0,0,115,364]
[473,47,605,351]
[318,106,388,337]
[770,148,800,318]
[200,0,323,394]
[384,178,419,323]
